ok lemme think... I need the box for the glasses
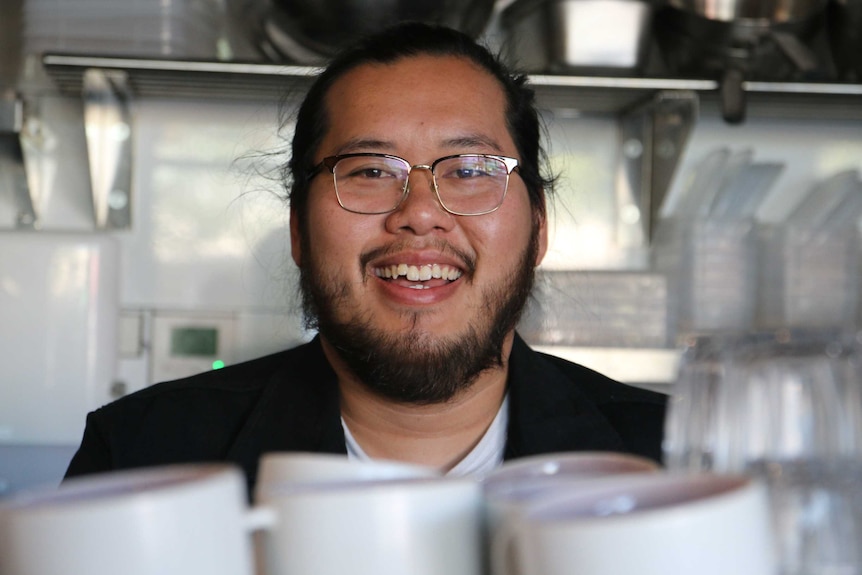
[308,153,520,216]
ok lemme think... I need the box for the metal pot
[654,1,829,123]
[500,0,655,75]
[233,0,497,64]
[0,0,23,89]
[666,0,828,23]
[828,0,862,81]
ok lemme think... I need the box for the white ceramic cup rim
[523,473,754,524]
[0,464,240,512]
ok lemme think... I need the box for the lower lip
[374,275,462,306]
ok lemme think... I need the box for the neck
[321,333,514,472]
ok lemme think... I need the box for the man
[65,23,666,494]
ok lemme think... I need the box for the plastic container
[757,224,861,329]
[653,217,758,337]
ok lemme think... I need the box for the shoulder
[65,337,340,484]
[533,348,667,408]
[507,335,668,462]
[90,339,324,427]
[107,348,294,404]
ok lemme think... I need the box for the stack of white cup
[0,452,779,575]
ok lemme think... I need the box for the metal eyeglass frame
[307,152,520,216]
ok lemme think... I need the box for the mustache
[359,240,477,277]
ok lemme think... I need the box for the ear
[532,193,549,266]
[535,210,548,267]
[290,207,302,267]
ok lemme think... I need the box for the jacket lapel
[225,334,629,486]
[225,337,347,488]
[504,334,625,459]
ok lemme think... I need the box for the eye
[354,167,391,179]
[440,157,505,179]
[339,158,404,180]
[453,167,485,178]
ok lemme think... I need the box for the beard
[298,225,540,405]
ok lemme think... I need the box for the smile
[372,263,463,288]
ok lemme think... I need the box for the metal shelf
[41,53,862,118]
[28,53,862,383]
[41,54,321,102]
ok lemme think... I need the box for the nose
[384,166,455,235]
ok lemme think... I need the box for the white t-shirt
[341,394,509,477]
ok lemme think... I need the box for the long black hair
[283,21,555,230]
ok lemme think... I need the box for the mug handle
[246,506,279,575]
[491,516,522,575]
[244,506,278,532]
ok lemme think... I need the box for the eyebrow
[333,138,393,155]
[332,134,504,156]
[441,135,503,152]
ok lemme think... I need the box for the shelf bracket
[615,90,698,246]
[0,94,39,228]
[83,68,132,229]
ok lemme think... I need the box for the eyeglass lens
[331,155,510,215]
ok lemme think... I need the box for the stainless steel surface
[233,0,497,64]
[666,0,828,22]
[500,0,654,74]
[653,2,832,123]
[42,54,319,101]
[829,0,862,81]
[0,0,23,89]
[21,0,227,61]
[0,96,36,229]
[616,90,698,246]
[39,54,862,119]
[83,69,132,229]
[0,97,23,134]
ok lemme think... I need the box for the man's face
[291,54,547,404]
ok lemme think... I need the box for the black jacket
[65,335,667,495]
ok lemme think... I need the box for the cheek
[304,200,378,273]
[470,205,536,265]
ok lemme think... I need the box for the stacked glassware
[652,148,784,338]
[664,329,862,575]
[757,169,862,330]
[518,270,669,348]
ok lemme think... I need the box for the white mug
[481,451,658,492]
[481,452,660,575]
[254,451,440,501]
[0,464,275,575]
[516,472,777,575]
[257,476,483,575]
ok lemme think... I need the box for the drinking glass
[749,458,862,575]
[664,328,862,575]
[665,328,862,473]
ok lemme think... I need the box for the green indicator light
[212,360,225,370]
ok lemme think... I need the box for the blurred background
[0,0,861,494]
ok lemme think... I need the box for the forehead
[319,55,514,155]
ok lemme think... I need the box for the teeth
[373,263,463,282]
